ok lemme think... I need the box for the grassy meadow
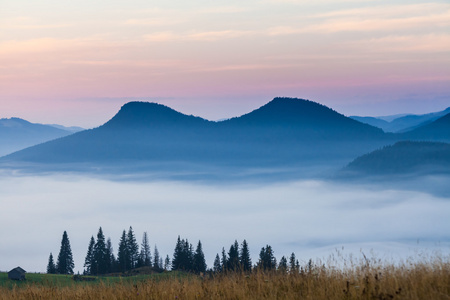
[1,254,449,299]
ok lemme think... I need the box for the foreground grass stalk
[1,258,449,299]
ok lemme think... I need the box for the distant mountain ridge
[0,118,74,157]
[350,107,450,133]
[402,112,450,141]
[0,98,394,175]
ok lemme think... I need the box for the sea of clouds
[0,174,449,273]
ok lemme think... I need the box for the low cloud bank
[0,175,448,273]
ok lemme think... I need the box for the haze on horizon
[1,0,449,127]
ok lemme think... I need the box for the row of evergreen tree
[47,229,302,275]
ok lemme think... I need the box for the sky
[1,0,449,127]
[0,175,449,273]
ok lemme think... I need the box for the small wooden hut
[8,267,26,281]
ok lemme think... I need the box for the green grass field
[0,271,185,289]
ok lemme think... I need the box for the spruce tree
[221,247,227,271]
[84,236,95,275]
[172,236,194,271]
[93,227,107,275]
[159,256,163,270]
[193,240,207,274]
[140,232,152,267]
[227,240,240,271]
[289,252,299,273]
[117,230,129,272]
[240,240,252,272]
[153,245,161,271]
[213,254,221,273]
[105,237,113,273]
[127,227,139,269]
[56,231,74,274]
[257,245,276,271]
[172,236,183,270]
[47,253,57,274]
[185,239,194,271]
[278,256,288,273]
[164,255,171,271]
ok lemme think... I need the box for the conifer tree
[117,230,129,272]
[278,256,288,273]
[159,256,163,270]
[227,240,240,271]
[140,232,152,267]
[93,227,107,275]
[172,236,194,271]
[257,245,277,271]
[289,252,299,273]
[84,236,95,275]
[127,227,139,269]
[213,254,221,273]
[185,239,194,271]
[221,247,227,271]
[105,237,113,273]
[193,240,207,274]
[172,236,183,270]
[164,255,171,271]
[153,245,161,271]
[56,231,74,274]
[47,253,57,274]
[240,240,252,272]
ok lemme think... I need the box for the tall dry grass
[1,254,449,300]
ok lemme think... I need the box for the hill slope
[344,141,450,176]
[0,118,74,156]
[402,113,450,141]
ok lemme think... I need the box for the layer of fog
[0,174,449,273]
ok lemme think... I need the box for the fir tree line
[47,228,303,275]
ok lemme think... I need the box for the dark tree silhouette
[164,255,171,271]
[47,253,57,274]
[117,230,129,272]
[213,254,221,273]
[84,236,95,275]
[193,240,207,274]
[140,232,152,267]
[278,256,288,273]
[227,240,240,271]
[127,227,139,269]
[240,240,252,272]
[289,252,299,273]
[221,247,227,271]
[92,227,108,275]
[172,236,194,271]
[257,245,277,271]
[105,237,114,273]
[172,236,183,270]
[56,231,74,274]
[153,245,161,271]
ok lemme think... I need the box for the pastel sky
[1,0,449,127]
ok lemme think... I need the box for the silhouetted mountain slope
[343,141,450,175]
[350,107,450,133]
[46,124,84,133]
[0,118,73,156]
[221,98,386,142]
[102,102,211,129]
[349,116,390,131]
[402,113,450,141]
[0,98,395,174]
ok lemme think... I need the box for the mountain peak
[102,101,209,129]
